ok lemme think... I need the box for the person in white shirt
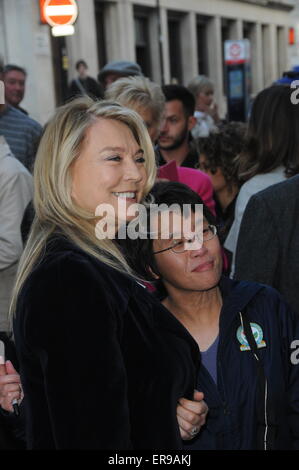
[0,136,33,332]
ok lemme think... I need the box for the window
[222,18,232,93]
[94,0,107,70]
[50,34,69,105]
[277,26,286,77]
[243,21,253,41]
[168,13,183,84]
[197,16,209,75]
[134,13,151,79]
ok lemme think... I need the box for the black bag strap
[75,78,87,95]
[239,311,276,450]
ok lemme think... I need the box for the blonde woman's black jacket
[13,235,199,449]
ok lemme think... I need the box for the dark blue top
[200,335,219,385]
[183,276,299,450]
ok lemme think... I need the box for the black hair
[118,181,216,287]
[76,60,88,71]
[162,84,195,117]
[3,64,26,76]
[197,122,247,189]
[238,85,299,180]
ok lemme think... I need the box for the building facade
[0,0,296,123]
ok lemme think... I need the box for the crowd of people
[0,56,298,450]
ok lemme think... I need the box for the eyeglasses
[153,225,217,255]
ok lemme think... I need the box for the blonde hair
[188,75,214,99]
[10,97,156,315]
[105,76,165,126]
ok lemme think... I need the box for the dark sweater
[13,235,199,449]
[234,175,299,316]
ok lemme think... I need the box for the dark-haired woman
[197,122,246,244]
[224,85,299,276]
[122,181,299,450]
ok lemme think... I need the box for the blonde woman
[4,98,207,449]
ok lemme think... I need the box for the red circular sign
[43,0,78,27]
[229,43,242,58]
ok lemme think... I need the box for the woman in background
[224,85,299,276]
[197,122,246,245]
[188,75,220,138]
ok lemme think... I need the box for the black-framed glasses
[153,225,217,255]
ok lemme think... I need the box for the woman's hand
[177,390,208,440]
[208,103,220,123]
[0,360,23,412]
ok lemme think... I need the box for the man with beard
[156,85,198,168]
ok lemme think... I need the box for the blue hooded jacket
[184,277,299,450]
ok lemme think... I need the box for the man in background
[98,60,143,90]
[0,64,42,172]
[156,85,198,168]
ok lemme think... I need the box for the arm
[224,183,256,276]
[207,103,220,123]
[0,361,26,446]
[22,254,132,449]
[234,193,279,286]
[0,365,209,443]
[0,361,23,413]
